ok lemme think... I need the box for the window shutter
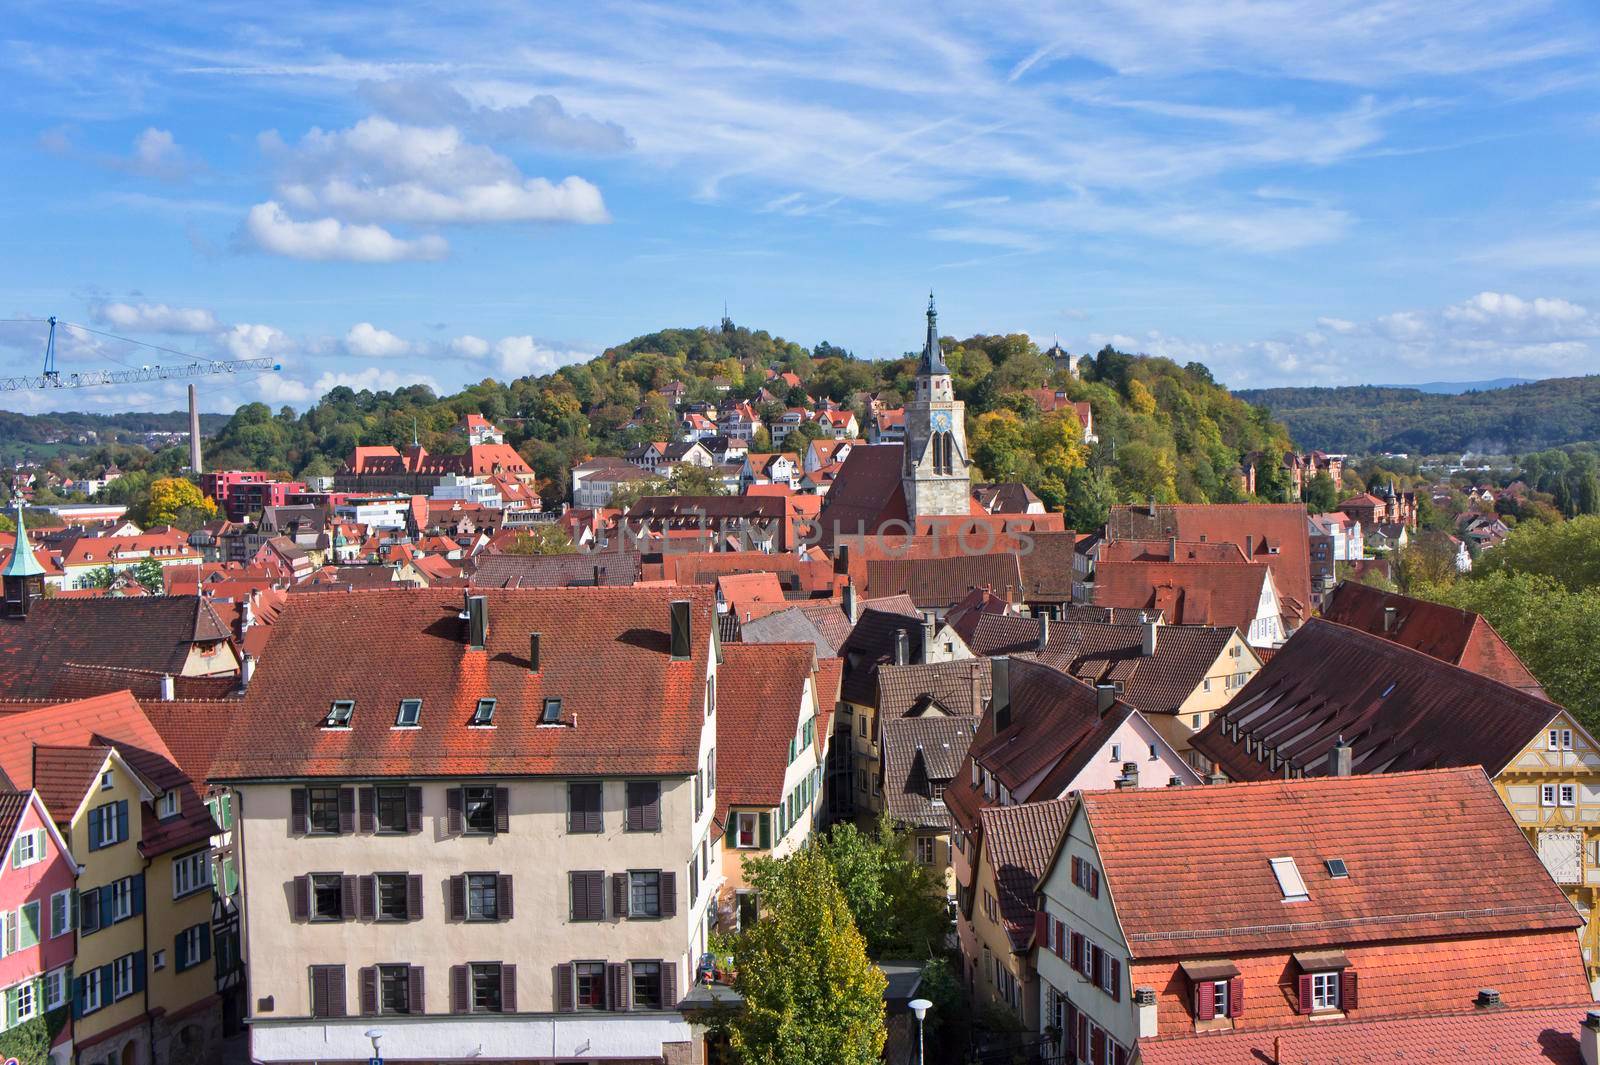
[587,871,604,919]
[498,874,514,920]
[359,876,376,921]
[758,812,771,849]
[360,967,378,1016]
[1033,910,1048,946]
[1196,979,1215,1021]
[1109,958,1121,1001]
[555,964,574,1012]
[328,965,347,1017]
[624,785,641,833]
[662,962,677,1009]
[1070,931,1083,971]
[407,787,423,833]
[312,967,330,1018]
[1090,1027,1103,1063]
[1090,866,1100,898]
[494,787,510,833]
[610,962,631,1011]
[644,783,660,831]
[449,875,466,921]
[1054,919,1065,957]
[450,965,468,1013]
[132,873,145,915]
[500,964,517,1013]
[1297,973,1314,1015]
[338,788,356,834]
[1340,969,1357,1010]
[446,788,463,834]
[1228,975,1244,1017]
[660,870,677,917]
[407,874,423,920]
[87,807,103,850]
[199,924,211,962]
[612,873,629,919]
[116,801,128,843]
[409,966,425,1014]
[359,787,376,833]
[341,875,358,920]
[291,877,309,921]
[1071,855,1081,885]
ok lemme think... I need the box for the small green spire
[2,497,45,579]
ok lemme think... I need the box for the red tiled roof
[32,745,112,823]
[1093,559,1273,631]
[1099,538,1246,563]
[209,587,717,781]
[0,790,31,850]
[712,643,816,819]
[866,553,1025,610]
[1080,766,1580,960]
[817,444,908,543]
[717,572,788,622]
[1106,504,1312,617]
[979,798,1073,951]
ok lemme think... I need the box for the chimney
[159,674,175,702]
[239,654,255,690]
[1475,989,1502,1010]
[1581,1010,1600,1065]
[1142,619,1158,657]
[1167,535,1177,562]
[922,613,936,664]
[1331,735,1352,777]
[1245,534,1255,558]
[834,543,850,575]
[592,565,602,587]
[465,594,488,650]
[240,597,254,634]
[992,656,1011,732]
[1118,762,1139,789]
[670,600,692,659]
[1135,988,1158,1039]
[1036,614,1049,651]
[1146,497,1156,517]
[1096,683,1115,716]
[1208,769,1228,785]
[1167,776,1184,787]
[842,581,858,624]
[893,629,910,667]
[1383,605,1397,633]
[529,632,541,673]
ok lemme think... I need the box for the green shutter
[758,812,771,848]
[224,858,239,896]
[223,794,234,829]
[5,985,16,1029]
[20,902,38,949]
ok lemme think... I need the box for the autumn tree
[143,477,217,528]
[501,525,577,555]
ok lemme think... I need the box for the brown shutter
[661,962,677,1009]
[644,783,660,831]
[1196,979,1215,1021]
[612,873,628,919]
[609,962,630,1011]
[340,875,358,920]
[328,965,347,1017]
[447,788,463,833]
[407,874,423,920]
[588,872,604,920]
[660,871,677,917]
[291,876,309,921]
[449,875,466,921]
[406,787,423,833]
[1033,909,1047,946]
[312,967,330,1018]
[1090,866,1100,898]
[291,789,308,835]
[1109,958,1121,1002]
[359,787,376,833]
[498,874,514,920]
[1340,969,1357,1010]
[1229,975,1244,1017]
[339,788,357,834]
[359,875,376,920]
[494,787,510,833]
[409,966,425,1014]
[555,964,574,1012]
[500,964,517,1013]
[451,965,468,1013]
[360,966,378,1016]
[1297,972,1314,1014]
[625,784,642,833]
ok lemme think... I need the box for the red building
[0,789,79,1062]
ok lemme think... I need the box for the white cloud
[256,374,315,405]
[1443,291,1587,324]
[220,322,293,359]
[449,334,491,358]
[311,366,439,394]
[244,201,448,262]
[492,335,592,378]
[1315,316,1357,333]
[91,301,220,334]
[283,174,607,225]
[344,322,411,358]
[360,79,633,154]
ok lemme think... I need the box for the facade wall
[1037,815,1134,1055]
[0,797,77,1056]
[962,843,1036,1029]
[71,762,150,1056]
[145,839,220,1036]
[1059,714,1202,794]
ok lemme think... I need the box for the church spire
[2,497,43,579]
[920,291,948,374]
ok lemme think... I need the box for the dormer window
[395,699,422,728]
[541,698,562,725]
[325,700,354,728]
[471,698,497,727]
[156,791,180,820]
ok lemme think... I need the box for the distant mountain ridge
[1235,375,1600,455]
[1372,377,1536,395]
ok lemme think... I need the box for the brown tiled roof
[471,551,640,588]
[817,444,908,543]
[1106,503,1312,617]
[1137,1003,1598,1065]
[877,659,991,718]
[1017,531,1077,602]
[1080,766,1580,959]
[1099,538,1247,563]
[32,745,111,823]
[839,601,930,705]
[1320,581,1544,695]
[140,700,240,786]
[979,798,1072,951]
[881,716,974,830]
[0,791,29,850]
[1034,623,1241,715]
[1093,559,1273,631]
[209,587,717,781]
[713,643,817,818]
[866,553,1024,610]
[970,483,1042,514]
[1190,619,1561,781]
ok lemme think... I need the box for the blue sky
[2,0,1598,413]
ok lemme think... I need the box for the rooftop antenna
[41,317,59,386]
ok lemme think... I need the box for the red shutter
[359,787,376,833]
[1090,866,1100,898]
[449,875,466,921]
[360,966,378,1016]
[1229,975,1244,1017]
[447,788,463,834]
[494,787,510,833]
[1340,969,1357,1010]
[1297,973,1314,1015]
[340,875,358,920]
[612,873,629,919]
[608,962,630,1011]
[555,964,574,1012]
[500,964,517,1013]
[1113,1044,1127,1065]
[409,966,425,1014]
[291,876,309,921]
[339,788,357,834]
[660,871,677,917]
[407,787,423,833]
[407,874,423,920]
[1071,855,1081,887]
[1109,958,1121,1001]
[291,789,308,835]
[1033,909,1048,947]
[358,875,376,920]
[1070,931,1083,971]
[662,962,677,1009]
[498,874,514,919]
[1196,979,1215,1021]
[451,965,468,1013]
[1090,1027,1103,1062]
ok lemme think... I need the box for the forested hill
[1236,375,1600,455]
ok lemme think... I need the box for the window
[569,871,604,921]
[464,786,498,834]
[1211,980,1229,1019]
[311,874,345,921]
[471,698,497,727]
[1192,714,1203,729]
[50,889,72,937]
[100,770,114,791]
[88,799,129,850]
[81,967,104,1013]
[173,850,211,897]
[153,950,167,970]
[541,698,562,724]
[113,953,135,999]
[575,961,606,1010]
[858,715,868,737]
[1149,743,1159,761]
[1109,744,1121,762]
[325,699,354,727]
[307,787,342,834]
[1561,784,1578,808]
[930,782,945,803]
[632,961,663,1009]
[1544,784,1559,807]
[1550,728,1574,751]
[14,979,35,1023]
[916,836,936,865]
[111,877,135,921]
[737,812,757,848]
[380,965,412,1014]
[11,828,41,867]
[375,786,410,834]
[568,782,603,834]
[377,874,410,921]
[157,790,180,819]
[176,924,209,972]
[467,874,500,921]
[630,871,662,918]
[16,900,39,949]
[43,968,65,1011]
[471,963,503,1012]
[395,698,422,727]
[1311,971,1340,1011]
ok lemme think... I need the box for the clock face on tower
[931,411,952,433]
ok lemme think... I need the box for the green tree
[81,566,116,589]
[501,526,577,555]
[1063,467,1116,531]
[727,846,887,1065]
[132,558,167,590]
[1475,514,1600,593]
[666,464,730,496]
[814,814,947,958]
[1304,471,1338,513]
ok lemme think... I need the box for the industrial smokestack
[188,383,203,474]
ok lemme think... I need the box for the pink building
[0,788,78,1064]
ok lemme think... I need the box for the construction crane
[0,316,280,393]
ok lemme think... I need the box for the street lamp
[908,998,933,1065]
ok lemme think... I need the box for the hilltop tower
[902,293,970,521]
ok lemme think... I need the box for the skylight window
[1269,856,1310,903]
[325,700,354,728]
[395,699,421,728]
[1325,858,1349,879]
[541,697,562,724]
[471,698,497,727]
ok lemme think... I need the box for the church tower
[903,293,970,521]
[2,497,45,619]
